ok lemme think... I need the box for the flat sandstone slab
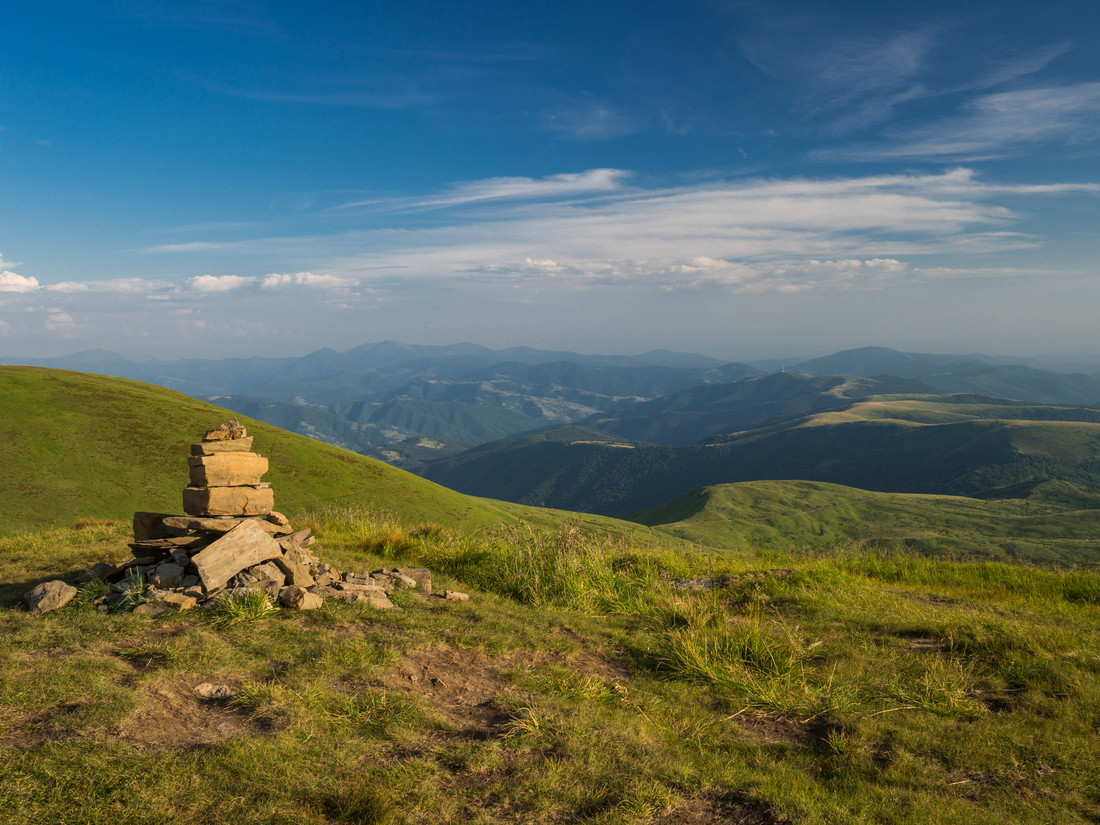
[188,452,268,487]
[162,515,281,534]
[191,437,254,456]
[183,484,274,517]
[191,520,282,592]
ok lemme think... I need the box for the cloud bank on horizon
[1,0,1099,359]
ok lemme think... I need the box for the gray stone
[182,484,274,518]
[132,511,175,542]
[193,682,235,700]
[157,592,198,611]
[367,572,393,589]
[388,570,419,590]
[191,519,282,591]
[25,580,78,614]
[229,572,260,588]
[191,436,254,456]
[180,575,200,589]
[278,530,315,554]
[331,588,397,609]
[162,515,281,535]
[86,562,117,582]
[133,601,172,617]
[279,586,322,610]
[151,563,185,589]
[274,557,314,588]
[251,562,286,587]
[396,567,432,595]
[266,511,291,528]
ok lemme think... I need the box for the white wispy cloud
[541,96,646,139]
[335,168,631,212]
[830,82,1100,161]
[141,168,1095,296]
[318,168,1094,292]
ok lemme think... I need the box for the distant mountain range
[5,343,1100,492]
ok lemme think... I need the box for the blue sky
[2,0,1099,360]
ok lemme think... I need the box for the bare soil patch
[380,646,532,735]
[113,678,266,748]
[380,644,629,737]
[0,677,267,750]
[652,790,785,825]
[731,712,841,751]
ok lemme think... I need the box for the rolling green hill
[423,396,1100,516]
[637,479,1100,565]
[0,367,647,538]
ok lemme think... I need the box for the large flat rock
[191,437,254,456]
[183,484,274,517]
[190,519,283,592]
[188,452,268,487]
[162,515,282,534]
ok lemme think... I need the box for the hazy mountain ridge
[7,343,1100,468]
[422,396,1100,516]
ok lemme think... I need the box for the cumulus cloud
[0,271,41,293]
[187,274,257,293]
[46,278,175,295]
[260,271,356,290]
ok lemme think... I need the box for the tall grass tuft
[211,590,278,629]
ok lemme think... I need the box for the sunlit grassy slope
[0,367,645,538]
[635,479,1100,565]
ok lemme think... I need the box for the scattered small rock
[443,591,470,602]
[193,683,235,701]
[24,580,78,614]
[279,586,322,611]
[266,511,291,528]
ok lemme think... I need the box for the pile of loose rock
[24,420,460,616]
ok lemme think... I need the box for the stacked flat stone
[183,420,273,517]
[24,421,448,616]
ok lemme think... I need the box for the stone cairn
[27,420,445,616]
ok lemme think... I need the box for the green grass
[2,509,1099,823]
[633,479,1100,565]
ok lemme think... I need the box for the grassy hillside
[0,367,646,539]
[423,397,1100,517]
[635,480,1100,565]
